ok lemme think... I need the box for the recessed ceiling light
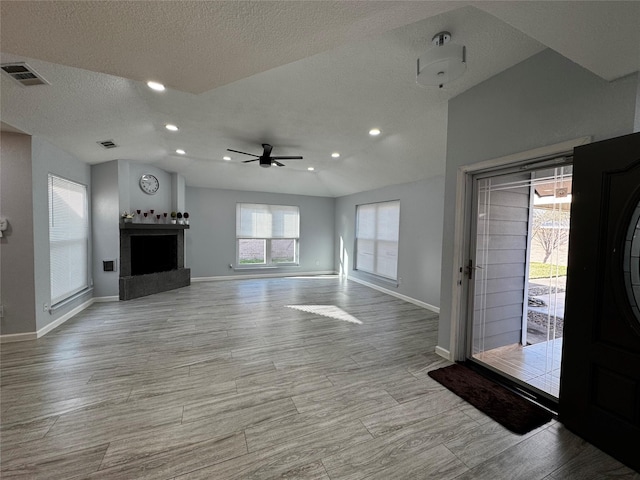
[223,156,231,161]
[165,124,178,131]
[308,167,315,171]
[147,81,165,91]
[369,128,381,136]
[176,149,186,155]
[331,152,340,158]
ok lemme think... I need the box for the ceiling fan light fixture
[331,152,340,158]
[228,144,302,168]
[223,156,231,161]
[369,128,381,136]
[176,149,186,155]
[416,31,466,88]
[165,124,179,131]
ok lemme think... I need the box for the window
[48,174,89,305]
[355,200,400,280]
[236,203,300,266]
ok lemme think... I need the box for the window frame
[354,199,400,281]
[235,203,300,268]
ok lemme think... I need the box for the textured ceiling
[1,1,638,197]
[0,1,459,94]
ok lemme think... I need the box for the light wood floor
[1,277,637,479]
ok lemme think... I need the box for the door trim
[447,136,591,361]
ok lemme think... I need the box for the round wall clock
[139,174,159,195]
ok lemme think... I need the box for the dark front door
[560,132,640,471]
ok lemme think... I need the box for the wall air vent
[97,139,118,149]
[1,63,49,86]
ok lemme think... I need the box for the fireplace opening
[131,235,177,276]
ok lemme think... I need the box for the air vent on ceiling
[1,63,49,86]
[97,139,118,149]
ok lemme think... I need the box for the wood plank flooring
[1,276,637,479]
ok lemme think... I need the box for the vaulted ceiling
[1,1,638,197]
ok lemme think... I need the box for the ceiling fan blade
[271,156,303,160]
[227,148,258,157]
[242,158,259,163]
[272,160,285,167]
[262,144,273,157]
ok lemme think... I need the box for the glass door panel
[469,165,572,400]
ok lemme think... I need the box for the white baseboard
[435,345,451,361]
[347,276,440,314]
[36,298,94,338]
[93,296,119,303]
[0,295,115,343]
[192,271,337,282]
[0,331,38,343]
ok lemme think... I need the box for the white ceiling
[1,1,638,197]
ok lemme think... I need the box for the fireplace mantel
[120,223,190,231]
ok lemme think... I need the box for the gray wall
[31,137,92,331]
[0,132,36,335]
[127,162,174,215]
[335,176,444,308]
[172,173,186,213]
[185,187,335,277]
[118,160,131,216]
[91,160,188,299]
[91,160,120,297]
[439,49,639,352]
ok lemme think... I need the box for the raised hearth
[119,223,190,300]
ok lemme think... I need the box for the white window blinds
[236,204,300,239]
[356,200,400,280]
[48,174,89,305]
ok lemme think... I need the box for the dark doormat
[428,363,553,434]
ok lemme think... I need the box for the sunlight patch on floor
[286,305,362,324]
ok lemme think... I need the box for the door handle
[465,259,483,280]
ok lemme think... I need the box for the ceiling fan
[227,144,303,168]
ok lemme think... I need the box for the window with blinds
[236,203,300,266]
[355,200,400,280]
[48,174,89,305]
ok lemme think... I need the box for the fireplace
[119,224,190,300]
[131,235,177,275]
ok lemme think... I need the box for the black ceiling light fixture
[416,31,466,89]
[227,144,303,168]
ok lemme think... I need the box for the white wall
[439,49,639,354]
[0,132,37,335]
[335,176,444,309]
[31,137,92,331]
[185,187,335,278]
